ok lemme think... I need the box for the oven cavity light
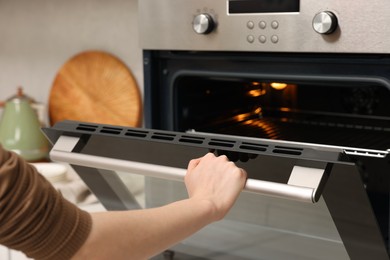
[270,82,288,90]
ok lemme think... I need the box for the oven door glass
[146,178,348,260]
[43,121,389,260]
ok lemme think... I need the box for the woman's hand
[185,152,247,221]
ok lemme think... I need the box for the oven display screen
[229,0,300,13]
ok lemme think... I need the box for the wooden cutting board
[49,50,142,127]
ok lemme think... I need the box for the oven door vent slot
[76,124,98,132]
[125,129,148,138]
[209,139,235,148]
[151,132,176,141]
[273,146,303,156]
[100,126,123,135]
[179,136,204,144]
[240,142,268,152]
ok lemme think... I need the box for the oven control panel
[139,0,390,53]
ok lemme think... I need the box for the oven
[43,0,390,259]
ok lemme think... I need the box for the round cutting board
[49,50,142,127]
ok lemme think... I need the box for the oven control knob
[193,13,215,34]
[312,11,338,34]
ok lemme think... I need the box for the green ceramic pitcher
[0,88,49,161]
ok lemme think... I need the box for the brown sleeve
[0,145,92,260]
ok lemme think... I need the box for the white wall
[0,0,143,118]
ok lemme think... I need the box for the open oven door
[43,120,390,260]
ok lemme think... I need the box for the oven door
[43,120,389,259]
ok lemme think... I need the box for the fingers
[237,168,248,189]
[187,152,217,171]
[188,153,242,170]
[187,153,246,184]
[187,158,201,172]
[185,152,248,221]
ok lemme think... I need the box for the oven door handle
[50,136,327,203]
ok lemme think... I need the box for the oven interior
[175,76,390,151]
[146,51,390,152]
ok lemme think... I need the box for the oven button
[247,21,255,29]
[247,35,255,43]
[312,11,338,34]
[271,20,279,29]
[259,35,267,43]
[259,21,267,29]
[271,35,279,43]
[193,13,215,34]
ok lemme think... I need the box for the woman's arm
[73,153,247,260]
[0,144,246,260]
[0,146,92,260]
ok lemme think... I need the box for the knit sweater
[0,145,92,260]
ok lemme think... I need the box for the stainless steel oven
[44,0,390,259]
